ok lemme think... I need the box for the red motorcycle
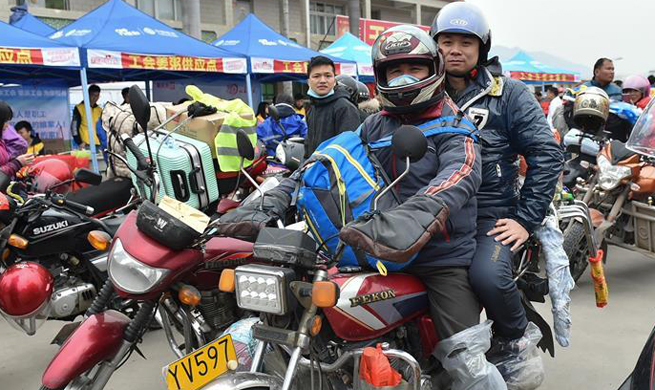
[38,86,257,390]
[189,128,554,390]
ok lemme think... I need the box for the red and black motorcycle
[194,127,555,390]
[38,86,257,390]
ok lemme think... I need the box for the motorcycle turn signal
[87,231,112,251]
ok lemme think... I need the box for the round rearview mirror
[268,104,281,122]
[392,125,427,163]
[128,85,151,133]
[236,129,255,161]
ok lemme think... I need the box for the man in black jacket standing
[432,2,563,386]
[304,56,361,158]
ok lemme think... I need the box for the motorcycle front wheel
[563,221,607,282]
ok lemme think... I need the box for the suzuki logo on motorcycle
[349,289,397,307]
[32,221,69,236]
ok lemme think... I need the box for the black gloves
[339,195,449,263]
[217,188,292,241]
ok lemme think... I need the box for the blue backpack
[296,115,478,274]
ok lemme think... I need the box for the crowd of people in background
[535,57,655,133]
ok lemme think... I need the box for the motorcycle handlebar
[120,134,149,171]
[53,196,94,216]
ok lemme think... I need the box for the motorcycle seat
[66,177,133,218]
[204,237,253,261]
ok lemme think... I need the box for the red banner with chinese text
[87,49,246,74]
[335,16,430,46]
[509,71,576,82]
[0,46,80,67]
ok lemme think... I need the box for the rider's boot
[433,320,507,390]
[487,322,545,390]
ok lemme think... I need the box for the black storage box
[136,200,201,251]
[253,228,317,267]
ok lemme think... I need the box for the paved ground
[1,245,654,390]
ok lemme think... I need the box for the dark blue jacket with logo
[449,59,563,231]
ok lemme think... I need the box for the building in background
[1,0,454,49]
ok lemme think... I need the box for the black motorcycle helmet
[356,81,370,103]
[336,74,359,104]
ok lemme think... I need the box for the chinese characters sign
[87,50,247,74]
[0,80,71,147]
[250,57,356,76]
[335,16,430,46]
[509,72,576,82]
[0,46,80,67]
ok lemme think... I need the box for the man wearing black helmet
[219,25,505,388]
[431,2,563,385]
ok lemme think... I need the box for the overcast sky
[466,0,655,78]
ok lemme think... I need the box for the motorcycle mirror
[74,168,102,186]
[268,104,281,122]
[392,125,427,163]
[236,129,265,211]
[236,129,255,161]
[373,126,426,211]
[128,85,151,133]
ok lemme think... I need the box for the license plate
[164,334,237,390]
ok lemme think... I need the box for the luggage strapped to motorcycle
[297,114,478,275]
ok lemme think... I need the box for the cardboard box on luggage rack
[165,102,254,159]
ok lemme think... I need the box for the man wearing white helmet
[431,2,563,386]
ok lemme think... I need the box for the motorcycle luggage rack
[556,200,599,254]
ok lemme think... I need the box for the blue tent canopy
[212,14,356,81]
[0,20,81,84]
[502,50,579,84]
[10,10,56,37]
[321,32,374,82]
[48,0,246,80]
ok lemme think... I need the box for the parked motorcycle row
[3,83,654,390]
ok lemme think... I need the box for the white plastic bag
[434,320,507,390]
[535,215,575,347]
[492,322,545,390]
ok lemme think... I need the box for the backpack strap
[368,115,479,150]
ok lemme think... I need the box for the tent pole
[246,73,254,109]
[145,80,151,100]
[80,67,99,173]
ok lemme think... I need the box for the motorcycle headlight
[234,264,295,315]
[597,155,632,191]
[108,239,170,294]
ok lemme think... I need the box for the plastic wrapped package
[433,320,507,390]
[535,215,575,347]
[491,322,545,390]
[219,317,259,371]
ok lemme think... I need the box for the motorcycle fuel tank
[323,273,428,341]
[18,207,93,258]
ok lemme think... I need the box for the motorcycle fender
[198,372,283,390]
[42,310,130,389]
